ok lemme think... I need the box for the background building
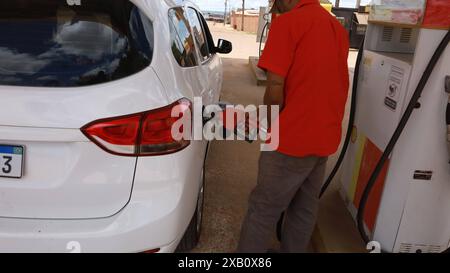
[230,9,260,33]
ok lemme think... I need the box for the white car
[0,0,231,253]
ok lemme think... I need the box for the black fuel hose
[357,29,450,252]
[319,37,366,198]
[259,22,269,58]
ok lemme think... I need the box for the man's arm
[257,15,293,127]
[264,72,285,108]
[264,72,285,127]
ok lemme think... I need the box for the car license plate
[0,145,24,179]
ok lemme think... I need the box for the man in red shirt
[238,0,349,252]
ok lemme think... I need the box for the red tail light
[81,99,191,156]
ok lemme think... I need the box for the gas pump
[257,1,276,57]
[335,0,450,253]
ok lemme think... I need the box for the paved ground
[207,22,262,60]
[192,23,365,253]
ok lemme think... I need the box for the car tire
[176,169,205,252]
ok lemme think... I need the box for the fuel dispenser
[336,0,450,253]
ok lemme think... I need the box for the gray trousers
[238,151,328,253]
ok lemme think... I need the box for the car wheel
[176,169,205,252]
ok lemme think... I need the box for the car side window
[197,11,217,56]
[187,8,210,62]
[168,7,198,67]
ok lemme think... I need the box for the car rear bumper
[0,142,206,253]
[0,214,182,253]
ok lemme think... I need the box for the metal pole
[335,0,340,8]
[356,0,361,9]
[224,0,227,26]
[241,0,245,31]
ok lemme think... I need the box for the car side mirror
[215,39,232,54]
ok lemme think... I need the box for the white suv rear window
[0,0,153,87]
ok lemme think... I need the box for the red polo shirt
[258,0,349,157]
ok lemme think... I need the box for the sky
[193,0,372,11]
